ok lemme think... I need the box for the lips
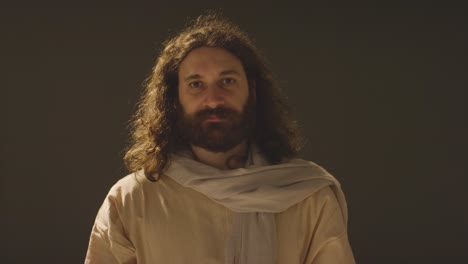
[206,114,224,121]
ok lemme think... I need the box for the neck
[191,141,248,170]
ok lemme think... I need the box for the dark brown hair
[124,13,302,181]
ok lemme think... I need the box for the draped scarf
[164,146,348,264]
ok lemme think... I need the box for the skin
[178,47,252,169]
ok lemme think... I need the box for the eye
[189,81,202,89]
[222,78,235,85]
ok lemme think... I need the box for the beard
[177,98,255,153]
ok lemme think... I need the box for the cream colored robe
[85,170,355,263]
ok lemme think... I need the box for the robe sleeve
[85,188,137,264]
[303,186,355,264]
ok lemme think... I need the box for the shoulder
[299,186,341,213]
[280,185,348,236]
[280,158,349,222]
[103,170,153,210]
[282,158,334,176]
[98,170,163,224]
[298,182,349,228]
[108,171,142,196]
[105,170,181,209]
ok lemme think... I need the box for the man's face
[177,47,253,152]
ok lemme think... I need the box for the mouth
[205,114,224,122]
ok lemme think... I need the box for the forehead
[178,47,245,77]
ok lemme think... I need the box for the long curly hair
[124,13,302,181]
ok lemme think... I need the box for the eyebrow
[183,69,241,82]
[184,74,202,82]
[220,70,241,76]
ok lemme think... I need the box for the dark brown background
[3,3,467,264]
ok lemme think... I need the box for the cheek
[237,83,250,108]
[178,93,199,115]
[240,93,249,109]
[177,92,189,112]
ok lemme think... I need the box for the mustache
[194,107,239,120]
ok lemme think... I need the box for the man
[85,14,355,264]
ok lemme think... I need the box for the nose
[203,85,225,109]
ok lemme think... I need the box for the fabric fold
[225,213,277,264]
